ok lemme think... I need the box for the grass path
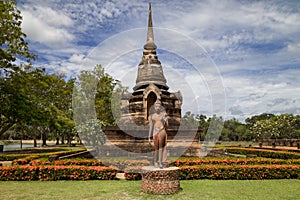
[0,179,299,200]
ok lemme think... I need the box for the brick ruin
[119,3,182,127]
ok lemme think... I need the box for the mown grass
[0,179,299,200]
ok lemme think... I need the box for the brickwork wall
[141,166,180,195]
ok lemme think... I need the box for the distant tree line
[182,112,300,141]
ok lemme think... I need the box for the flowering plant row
[123,165,299,180]
[12,156,40,166]
[179,165,300,180]
[0,165,118,181]
[28,159,105,167]
[226,148,300,159]
[27,159,150,171]
[171,157,300,166]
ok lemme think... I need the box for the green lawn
[0,180,299,200]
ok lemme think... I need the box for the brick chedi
[120,3,182,127]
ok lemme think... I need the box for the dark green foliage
[226,147,300,159]
[0,0,35,72]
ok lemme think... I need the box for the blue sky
[16,0,300,121]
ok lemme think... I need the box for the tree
[220,118,246,141]
[0,69,40,137]
[205,115,224,143]
[27,72,76,146]
[182,111,199,127]
[74,64,121,126]
[195,114,209,141]
[0,0,35,73]
[73,65,122,146]
[0,0,35,136]
[248,114,300,140]
[245,113,275,128]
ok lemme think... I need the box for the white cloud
[20,6,74,47]
[69,54,85,64]
[223,68,300,121]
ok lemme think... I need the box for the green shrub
[226,148,300,159]
[0,154,29,161]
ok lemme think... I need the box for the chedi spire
[144,3,157,50]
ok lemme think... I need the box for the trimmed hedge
[0,154,29,161]
[1,148,86,162]
[0,165,118,181]
[171,157,300,166]
[45,149,87,158]
[179,165,300,180]
[29,159,105,167]
[12,156,40,166]
[11,149,87,165]
[123,165,300,180]
[103,160,150,171]
[124,166,142,180]
[27,159,150,171]
[226,148,300,159]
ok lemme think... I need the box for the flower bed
[27,159,150,171]
[29,159,105,167]
[12,156,40,166]
[226,148,300,159]
[123,165,300,180]
[171,157,300,166]
[0,165,118,181]
[179,165,300,180]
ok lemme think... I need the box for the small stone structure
[260,139,300,148]
[141,166,180,195]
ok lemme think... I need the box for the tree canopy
[0,0,35,74]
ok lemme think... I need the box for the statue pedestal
[141,166,180,195]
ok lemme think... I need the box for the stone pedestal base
[141,166,180,195]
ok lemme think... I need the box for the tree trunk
[0,122,15,137]
[33,124,37,147]
[67,134,72,146]
[61,135,65,144]
[41,127,47,146]
[56,132,60,145]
